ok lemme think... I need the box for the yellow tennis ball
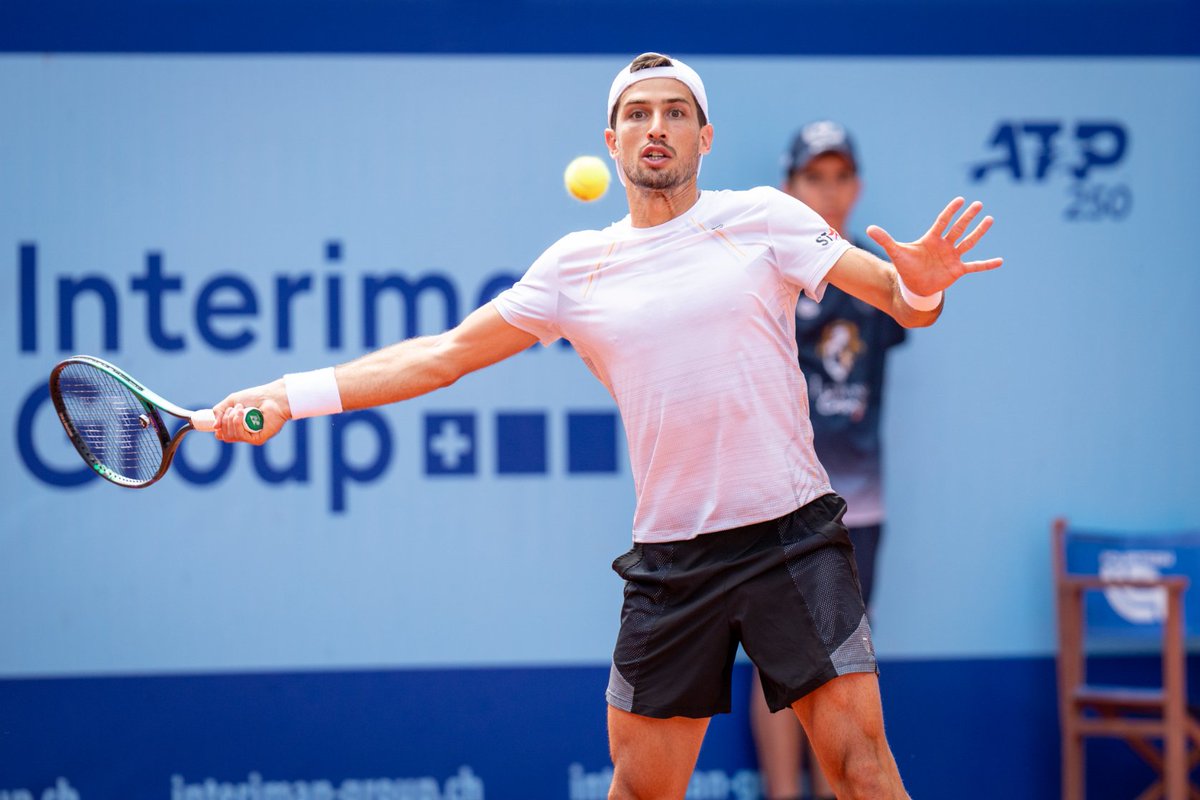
[564,155,611,202]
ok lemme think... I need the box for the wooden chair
[1053,517,1200,799]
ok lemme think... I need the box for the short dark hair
[630,52,673,71]
[609,52,709,129]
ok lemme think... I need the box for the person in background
[750,120,908,800]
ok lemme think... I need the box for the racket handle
[190,407,263,434]
[192,409,217,431]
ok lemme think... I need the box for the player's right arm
[211,303,538,444]
[335,303,538,410]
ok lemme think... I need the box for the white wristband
[283,367,343,419]
[898,276,944,312]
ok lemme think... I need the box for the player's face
[785,153,861,227]
[605,78,713,192]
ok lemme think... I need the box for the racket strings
[57,363,165,482]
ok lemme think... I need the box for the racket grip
[191,409,218,431]
[192,407,264,434]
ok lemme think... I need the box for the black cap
[783,120,858,176]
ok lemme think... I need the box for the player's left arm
[826,197,1002,328]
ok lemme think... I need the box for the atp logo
[969,120,1131,222]
[1098,548,1174,624]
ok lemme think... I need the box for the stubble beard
[625,152,699,192]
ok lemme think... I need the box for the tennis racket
[49,354,263,489]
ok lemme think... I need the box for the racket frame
[50,355,215,489]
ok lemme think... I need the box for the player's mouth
[640,145,673,166]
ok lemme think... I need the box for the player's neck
[625,181,701,228]
[825,215,849,238]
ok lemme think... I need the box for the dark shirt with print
[797,239,907,527]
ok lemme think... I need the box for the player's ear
[699,123,713,155]
[605,127,618,157]
[781,170,797,197]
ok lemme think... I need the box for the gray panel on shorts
[831,612,877,675]
[606,661,635,712]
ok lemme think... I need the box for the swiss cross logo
[425,413,476,475]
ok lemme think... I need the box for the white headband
[606,57,709,126]
[606,56,709,188]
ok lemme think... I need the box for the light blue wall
[3,54,1197,679]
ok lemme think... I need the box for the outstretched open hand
[866,197,1003,296]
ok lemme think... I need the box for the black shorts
[606,493,877,719]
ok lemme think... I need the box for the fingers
[925,196,966,239]
[945,201,984,244]
[865,224,898,256]
[218,404,256,442]
[212,402,258,443]
[211,398,232,419]
[214,398,288,445]
[211,381,288,445]
[211,391,245,425]
[962,257,1004,273]
[213,403,241,443]
[939,199,1001,263]
[955,214,994,254]
[210,393,242,442]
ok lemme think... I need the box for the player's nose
[647,110,669,138]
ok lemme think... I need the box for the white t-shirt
[493,187,854,543]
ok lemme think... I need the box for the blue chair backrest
[1065,528,1200,640]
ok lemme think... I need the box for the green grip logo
[243,408,265,433]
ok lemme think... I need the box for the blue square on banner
[496,413,546,474]
[425,413,476,475]
[567,412,618,473]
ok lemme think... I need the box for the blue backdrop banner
[3,31,1199,800]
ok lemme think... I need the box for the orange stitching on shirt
[584,241,620,298]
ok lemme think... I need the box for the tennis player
[213,53,1001,800]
